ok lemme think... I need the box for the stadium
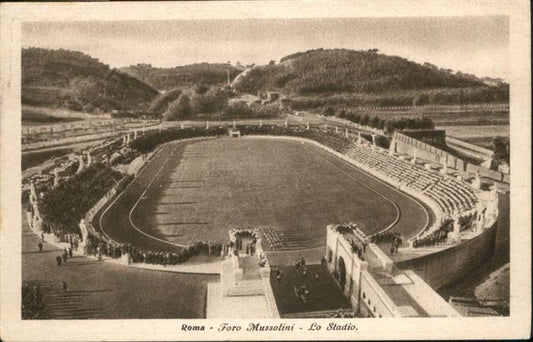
[23,118,508,319]
[17,16,512,321]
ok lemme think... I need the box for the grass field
[270,264,351,315]
[96,138,430,255]
[438,124,509,148]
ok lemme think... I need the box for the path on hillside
[22,210,217,319]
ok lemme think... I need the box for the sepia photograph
[1,1,530,341]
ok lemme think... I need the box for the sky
[22,16,509,80]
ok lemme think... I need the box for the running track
[92,137,434,253]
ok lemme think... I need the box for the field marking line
[301,143,430,237]
[128,143,190,248]
[336,146,430,235]
[301,144,401,232]
[100,141,194,248]
[98,144,173,242]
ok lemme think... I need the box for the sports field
[95,137,431,254]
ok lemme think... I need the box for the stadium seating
[338,142,477,216]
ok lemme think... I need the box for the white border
[1,1,530,341]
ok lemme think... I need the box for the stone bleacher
[338,142,478,217]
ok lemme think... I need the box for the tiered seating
[338,142,478,216]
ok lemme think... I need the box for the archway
[338,256,347,289]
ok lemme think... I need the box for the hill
[232,48,509,107]
[120,63,243,90]
[22,48,159,112]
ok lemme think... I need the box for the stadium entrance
[338,257,347,289]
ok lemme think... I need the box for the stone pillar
[284,120,288,128]
[54,168,59,187]
[306,121,310,130]
[371,134,376,147]
[206,121,210,130]
[134,130,138,140]
[159,123,162,132]
[441,155,448,175]
[335,126,339,134]
[126,134,130,144]
[86,152,92,166]
[122,135,126,145]
[452,212,461,242]
[76,155,84,174]
[30,182,37,202]
[472,172,481,190]
[345,127,349,139]
[358,132,362,145]
[233,120,236,129]
[142,125,146,133]
[79,219,88,255]
[411,148,417,164]
[324,122,328,130]
[259,119,263,127]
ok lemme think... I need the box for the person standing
[56,255,62,266]
[62,249,68,264]
[38,241,43,253]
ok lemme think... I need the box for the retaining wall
[392,131,508,183]
[396,222,497,290]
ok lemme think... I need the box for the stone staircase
[226,256,263,296]
[36,280,107,319]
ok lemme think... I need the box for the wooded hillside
[232,48,509,106]
[22,48,159,112]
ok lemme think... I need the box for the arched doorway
[338,256,347,289]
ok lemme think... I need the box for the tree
[369,115,379,128]
[412,94,429,107]
[322,106,335,116]
[360,114,370,126]
[492,137,509,163]
[164,94,193,121]
[192,87,229,115]
[377,118,386,130]
[336,109,347,118]
[223,101,253,118]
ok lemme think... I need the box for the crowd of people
[370,231,403,244]
[84,235,230,265]
[21,282,49,319]
[459,213,476,231]
[129,127,227,153]
[54,247,74,266]
[326,309,357,318]
[412,219,454,248]
[370,231,403,255]
[294,285,310,304]
[260,226,283,250]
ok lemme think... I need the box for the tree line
[334,109,435,134]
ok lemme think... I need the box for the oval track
[93,138,433,253]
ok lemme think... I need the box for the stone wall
[391,131,508,183]
[396,222,497,290]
